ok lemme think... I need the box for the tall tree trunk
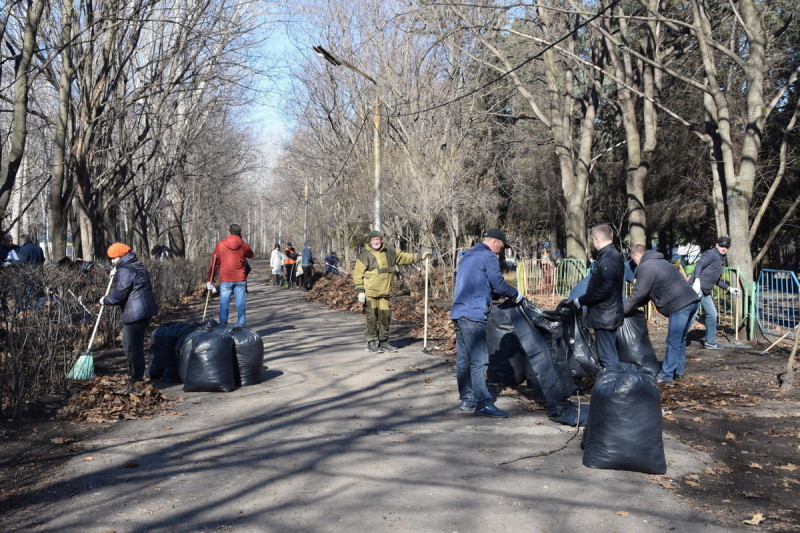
[49,0,76,261]
[0,0,45,213]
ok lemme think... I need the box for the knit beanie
[107,242,132,259]
[367,230,383,241]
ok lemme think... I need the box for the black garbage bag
[487,300,523,386]
[562,306,602,377]
[178,327,238,392]
[582,363,666,474]
[548,402,590,426]
[616,311,659,376]
[511,305,577,417]
[218,325,265,386]
[148,322,201,382]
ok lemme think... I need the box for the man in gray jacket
[625,245,700,384]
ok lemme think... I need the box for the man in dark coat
[687,236,740,349]
[15,234,45,265]
[573,224,624,367]
[102,242,158,382]
[624,245,700,384]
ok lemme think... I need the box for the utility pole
[313,45,381,231]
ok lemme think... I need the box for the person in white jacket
[269,244,284,287]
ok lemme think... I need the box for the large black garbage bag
[487,300,523,386]
[148,322,201,382]
[582,363,666,474]
[616,312,659,376]
[511,304,578,423]
[179,327,238,392]
[218,325,265,386]
[562,306,602,377]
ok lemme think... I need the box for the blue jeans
[219,281,247,326]
[594,328,619,367]
[660,302,699,381]
[454,318,493,409]
[697,294,717,345]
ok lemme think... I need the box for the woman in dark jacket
[101,243,158,382]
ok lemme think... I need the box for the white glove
[358,292,366,304]
[206,282,217,294]
[573,298,581,308]
[421,250,432,260]
[99,296,106,305]
[515,291,524,304]
[729,287,741,296]
[109,267,117,277]
[692,278,701,295]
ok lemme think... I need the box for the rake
[67,269,115,380]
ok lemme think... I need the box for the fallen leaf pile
[59,374,179,423]
[305,273,564,355]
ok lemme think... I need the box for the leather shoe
[474,404,509,418]
[674,374,684,381]
[380,341,400,352]
[656,376,674,385]
[459,400,476,411]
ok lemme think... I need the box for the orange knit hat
[107,242,131,259]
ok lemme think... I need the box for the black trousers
[123,317,151,381]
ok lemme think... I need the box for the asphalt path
[9,279,743,532]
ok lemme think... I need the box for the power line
[390,0,622,118]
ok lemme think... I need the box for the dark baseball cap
[484,229,509,246]
[717,236,731,247]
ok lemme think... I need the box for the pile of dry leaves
[306,274,566,354]
[58,375,180,423]
[306,274,456,351]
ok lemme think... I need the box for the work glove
[729,287,741,296]
[573,298,581,308]
[109,267,117,277]
[692,278,701,296]
[206,282,217,294]
[358,292,366,304]
[99,296,106,305]
[515,291,524,304]
[421,250,432,260]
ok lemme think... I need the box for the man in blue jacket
[451,229,523,418]
[573,224,625,367]
[624,245,700,384]
[688,236,740,349]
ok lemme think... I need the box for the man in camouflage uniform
[353,230,429,353]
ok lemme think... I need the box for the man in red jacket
[207,224,254,326]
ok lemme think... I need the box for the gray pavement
[9,280,743,532]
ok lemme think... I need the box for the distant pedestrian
[284,242,299,289]
[15,234,45,265]
[324,251,340,275]
[270,244,283,286]
[150,244,173,260]
[0,234,20,265]
[688,236,741,349]
[207,224,254,326]
[572,224,625,367]
[102,243,158,383]
[301,244,315,290]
